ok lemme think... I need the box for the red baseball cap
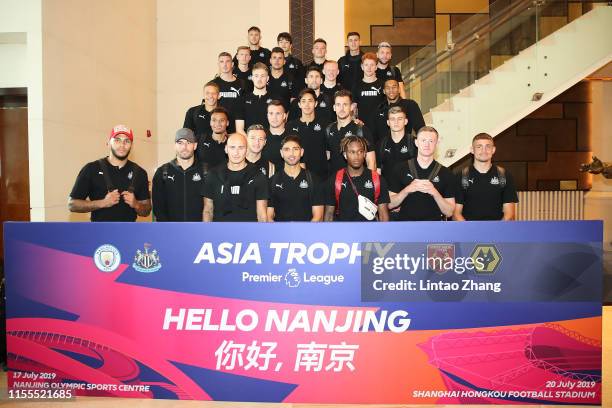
[109,124,134,141]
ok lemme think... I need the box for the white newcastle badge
[358,195,377,221]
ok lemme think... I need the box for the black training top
[376,133,417,180]
[242,92,272,129]
[196,133,227,169]
[70,158,150,222]
[152,159,206,222]
[326,121,375,174]
[325,168,390,221]
[352,78,385,141]
[269,169,325,221]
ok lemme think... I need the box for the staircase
[398,1,612,167]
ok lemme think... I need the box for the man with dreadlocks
[324,135,390,221]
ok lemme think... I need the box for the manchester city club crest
[93,244,121,272]
[133,243,162,273]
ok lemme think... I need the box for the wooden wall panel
[371,18,435,46]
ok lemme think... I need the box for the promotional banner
[4,221,603,404]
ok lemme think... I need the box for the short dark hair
[472,132,494,144]
[347,32,360,39]
[211,106,230,120]
[267,99,286,112]
[277,32,292,43]
[334,89,353,103]
[313,38,327,46]
[298,88,317,101]
[281,135,302,148]
[305,65,323,77]
[218,51,232,59]
[271,47,285,56]
[248,26,261,33]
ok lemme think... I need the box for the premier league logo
[133,243,162,273]
[93,244,121,273]
[285,268,301,288]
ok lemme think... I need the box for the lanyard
[344,171,361,198]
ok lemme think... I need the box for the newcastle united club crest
[133,243,162,273]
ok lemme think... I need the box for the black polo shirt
[268,72,294,108]
[338,52,363,92]
[321,83,343,99]
[287,91,333,123]
[203,164,269,221]
[455,165,519,220]
[352,79,385,140]
[196,133,227,169]
[152,159,205,222]
[70,158,150,222]
[375,98,426,137]
[249,47,271,67]
[376,133,417,180]
[325,168,390,221]
[262,129,288,171]
[285,55,305,89]
[325,121,375,174]
[183,102,213,137]
[287,117,329,180]
[212,76,248,125]
[269,169,325,221]
[248,156,272,178]
[376,66,402,82]
[242,92,272,128]
[389,160,456,221]
[232,67,254,93]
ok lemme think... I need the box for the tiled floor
[0,307,610,408]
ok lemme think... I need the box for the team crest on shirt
[386,71,392,77]
[364,180,373,189]
[299,180,309,189]
[260,167,267,176]
[127,171,133,180]
[400,146,408,153]
[319,101,327,108]
[281,81,288,87]
[345,131,353,136]
[289,63,295,68]
[432,176,440,183]
[314,123,321,131]
[266,98,273,104]
[259,52,265,57]
[248,75,253,81]
[490,177,500,185]
[192,173,201,182]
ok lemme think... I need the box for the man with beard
[324,135,390,222]
[262,100,288,171]
[183,81,222,137]
[375,78,424,138]
[152,128,205,221]
[69,124,151,221]
[286,88,329,180]
[203,132,268,222]
[326,89,376,174]
[454,133,518,221]
[267,136,325,222]
[338,32,363,92]
[376,42,406,99]
[212,52,246,134]
[196,107,230,169]
[242,62,273,129]
[246,26,271,66]
[268,47,294,108]
[246,124,275,177]
[388,126,456,221]
[288,66,333,122]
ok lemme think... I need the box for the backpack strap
[461,166,470,190]
[428,162,442,182]
[496,165,506,187]
[355,124,364,138]
[162,163,171,181]
[407,158,418,180]
[378,136,389,171]
[334,168,345,215]
[371,170,380,204]
[97,159,115,192]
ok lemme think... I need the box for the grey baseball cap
[175,128,196,143]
